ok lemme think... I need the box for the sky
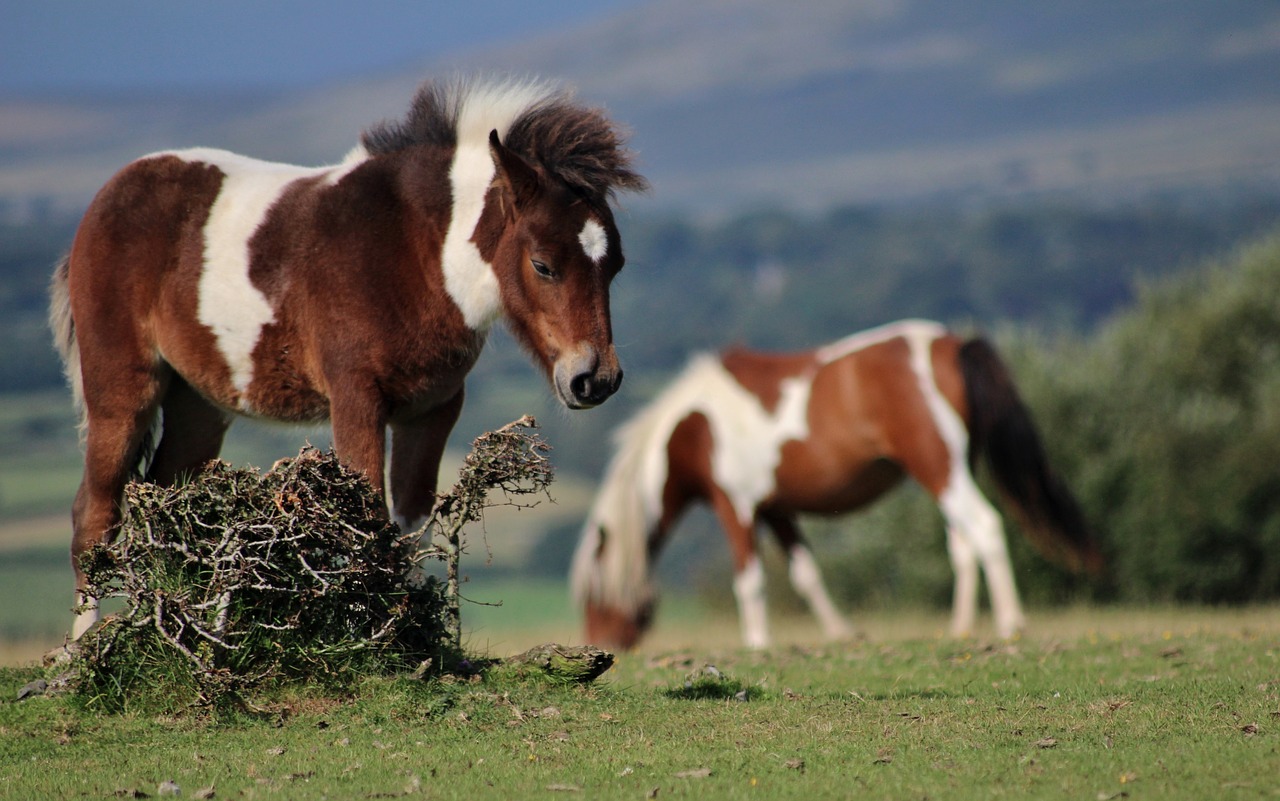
[0,0,644,94]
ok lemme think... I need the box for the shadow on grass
[664,675,749,701]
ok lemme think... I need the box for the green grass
[2,608,1277,800]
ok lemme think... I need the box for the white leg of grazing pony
[939,470,1025,638]
[787,544,854,640]
[946,524,980,637]
[733,556,769,649]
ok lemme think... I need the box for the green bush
[1011,234,1280,604]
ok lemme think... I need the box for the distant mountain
[3,0,1279,218]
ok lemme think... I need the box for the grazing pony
[51,76,647,639]
[571,320,1101,649]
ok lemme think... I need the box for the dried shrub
[431,415,553,649]
[74,417,552,712]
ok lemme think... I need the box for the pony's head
[485,129,632,409]
[572,521,657,650]
[585,595,655,651]
[362,76,647,410]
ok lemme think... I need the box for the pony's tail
[49,254,86,438]
[51,253,160,478]
[959,337,1104,575]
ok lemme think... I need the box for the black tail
[959,337,1103,574]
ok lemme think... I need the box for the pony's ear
[489,129,540,210]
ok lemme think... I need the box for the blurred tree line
[3,198,1279,606]
[1006,235,1280,605]
[5,199,1277,395]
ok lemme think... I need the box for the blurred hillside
[3,0,1279,219]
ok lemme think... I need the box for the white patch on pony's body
[708,372,812,527]
[902,322,965,464]
[165,148,332,407]
[578,218,608,264]
[441,78,563,331]
[441,142,502,330]
[621,354,814,531]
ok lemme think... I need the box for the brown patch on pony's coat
[720,348,815,413]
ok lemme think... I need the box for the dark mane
[361,77,648,203]
[361,81,459,153]
[504,98,648,203]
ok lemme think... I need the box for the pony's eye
[531,259,555,278]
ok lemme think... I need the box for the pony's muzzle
[584,599,653,650]
[555,345,622,409]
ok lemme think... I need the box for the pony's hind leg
[70,368,167,639]
[945,524,980,637]
[938,469,1025,639]
[760,510,853,641]
[886,343,1025,640]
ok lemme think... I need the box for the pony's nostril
[570,372,594,402]
[567,368,621,407]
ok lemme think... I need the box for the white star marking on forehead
[579,218,608,264]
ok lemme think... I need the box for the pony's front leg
[710,493,769,649]
[329,387,390,497]
[389,389,465,532]
[760,511,853,641]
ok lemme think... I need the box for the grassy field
[4,398,1276,799]
[1,605,1277,800]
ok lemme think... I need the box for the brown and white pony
[50,76,647,639]
[571,320,1101,650]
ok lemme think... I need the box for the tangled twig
[419,415,554,651]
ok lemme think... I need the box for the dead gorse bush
[431,415,554,650]
[74,416,552,712]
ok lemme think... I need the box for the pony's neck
[440,141,503,331]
